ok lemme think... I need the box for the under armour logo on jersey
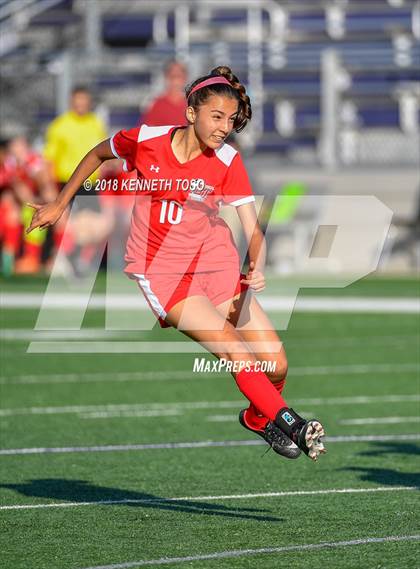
[150,164,160,173]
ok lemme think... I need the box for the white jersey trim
[110,135,129,172]
[133,273,167,321]
[215,142,237,167]
[138,124,174,142]
[229,195,256,207]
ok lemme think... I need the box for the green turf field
[0,274,419,569]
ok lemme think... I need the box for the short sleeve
[221,153,255,207]
[110,127,140,172]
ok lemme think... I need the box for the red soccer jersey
[110,125,255,275]
[8,152,44,195]
[0,158,15,193]
[140,95,187,128]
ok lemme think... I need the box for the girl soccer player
[27,66,326,461]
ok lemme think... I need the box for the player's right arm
[26,139,114,234]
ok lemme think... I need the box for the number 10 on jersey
[159,200,183,225]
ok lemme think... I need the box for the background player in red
[140,60,188,127]
[27,66,326,462]
[0,138,20,277]
[0,136,56,275]
[8,135,57,274]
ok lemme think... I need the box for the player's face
[192,95,238,149]
[71,92,92,115]
[165,62,187,92]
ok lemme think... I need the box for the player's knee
[265,356,288,383]
[218,334,252,366]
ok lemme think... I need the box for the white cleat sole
[305,420,327,461]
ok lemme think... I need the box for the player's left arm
[26,139,115,234]
[236,201,266,293]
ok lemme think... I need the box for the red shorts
[131,269,247,328]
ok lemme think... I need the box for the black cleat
[239,409,301,459]
[275,408,327,462]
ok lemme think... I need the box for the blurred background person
[0,138,20,277]
[140,60,188,127]
[43,85,110,277]
[0,136,56,276]
[8,135,57,274]
[44,85,107,189]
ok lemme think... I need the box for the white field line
[1,393,420,419]
[0,400,243,418]
[286,334,419,348]
[2,293,419,313]
[297,394,420,405]
[0,486,416,512]
[0,362,418,385]
[80,409,183,419]
[23,341,420,354]
[206,414,239,422]
[27,341,281,355]
[288,363,419,376]
[0,370,209,385]
[340,416,420,425]
[0,329,131,341]
[207,414,246,423]
[1,433,419,456]
[1,330,418,347]
[79,535,420,569]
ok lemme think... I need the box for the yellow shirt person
[44,87,107,184]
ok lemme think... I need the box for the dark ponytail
[185,66,252,133]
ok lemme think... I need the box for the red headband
[188,76,232,98]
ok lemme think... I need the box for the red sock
[23,242,42,261]
[244,379,286,430]
[4,224,21,254]
[53,228,65,250]
[235,366,287,423]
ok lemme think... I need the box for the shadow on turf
[343,441,420,488]
[357,441,420,458]
[345,467,420,488]
[1,478,283,522]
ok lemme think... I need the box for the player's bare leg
[165,295,301,459]
[217,292,327,461]
[223,291,288,383]
[165,294,258,365]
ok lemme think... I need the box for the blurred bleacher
[0,0,419,165]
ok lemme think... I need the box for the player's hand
[25,201,65,234]
[240,261,266,293]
